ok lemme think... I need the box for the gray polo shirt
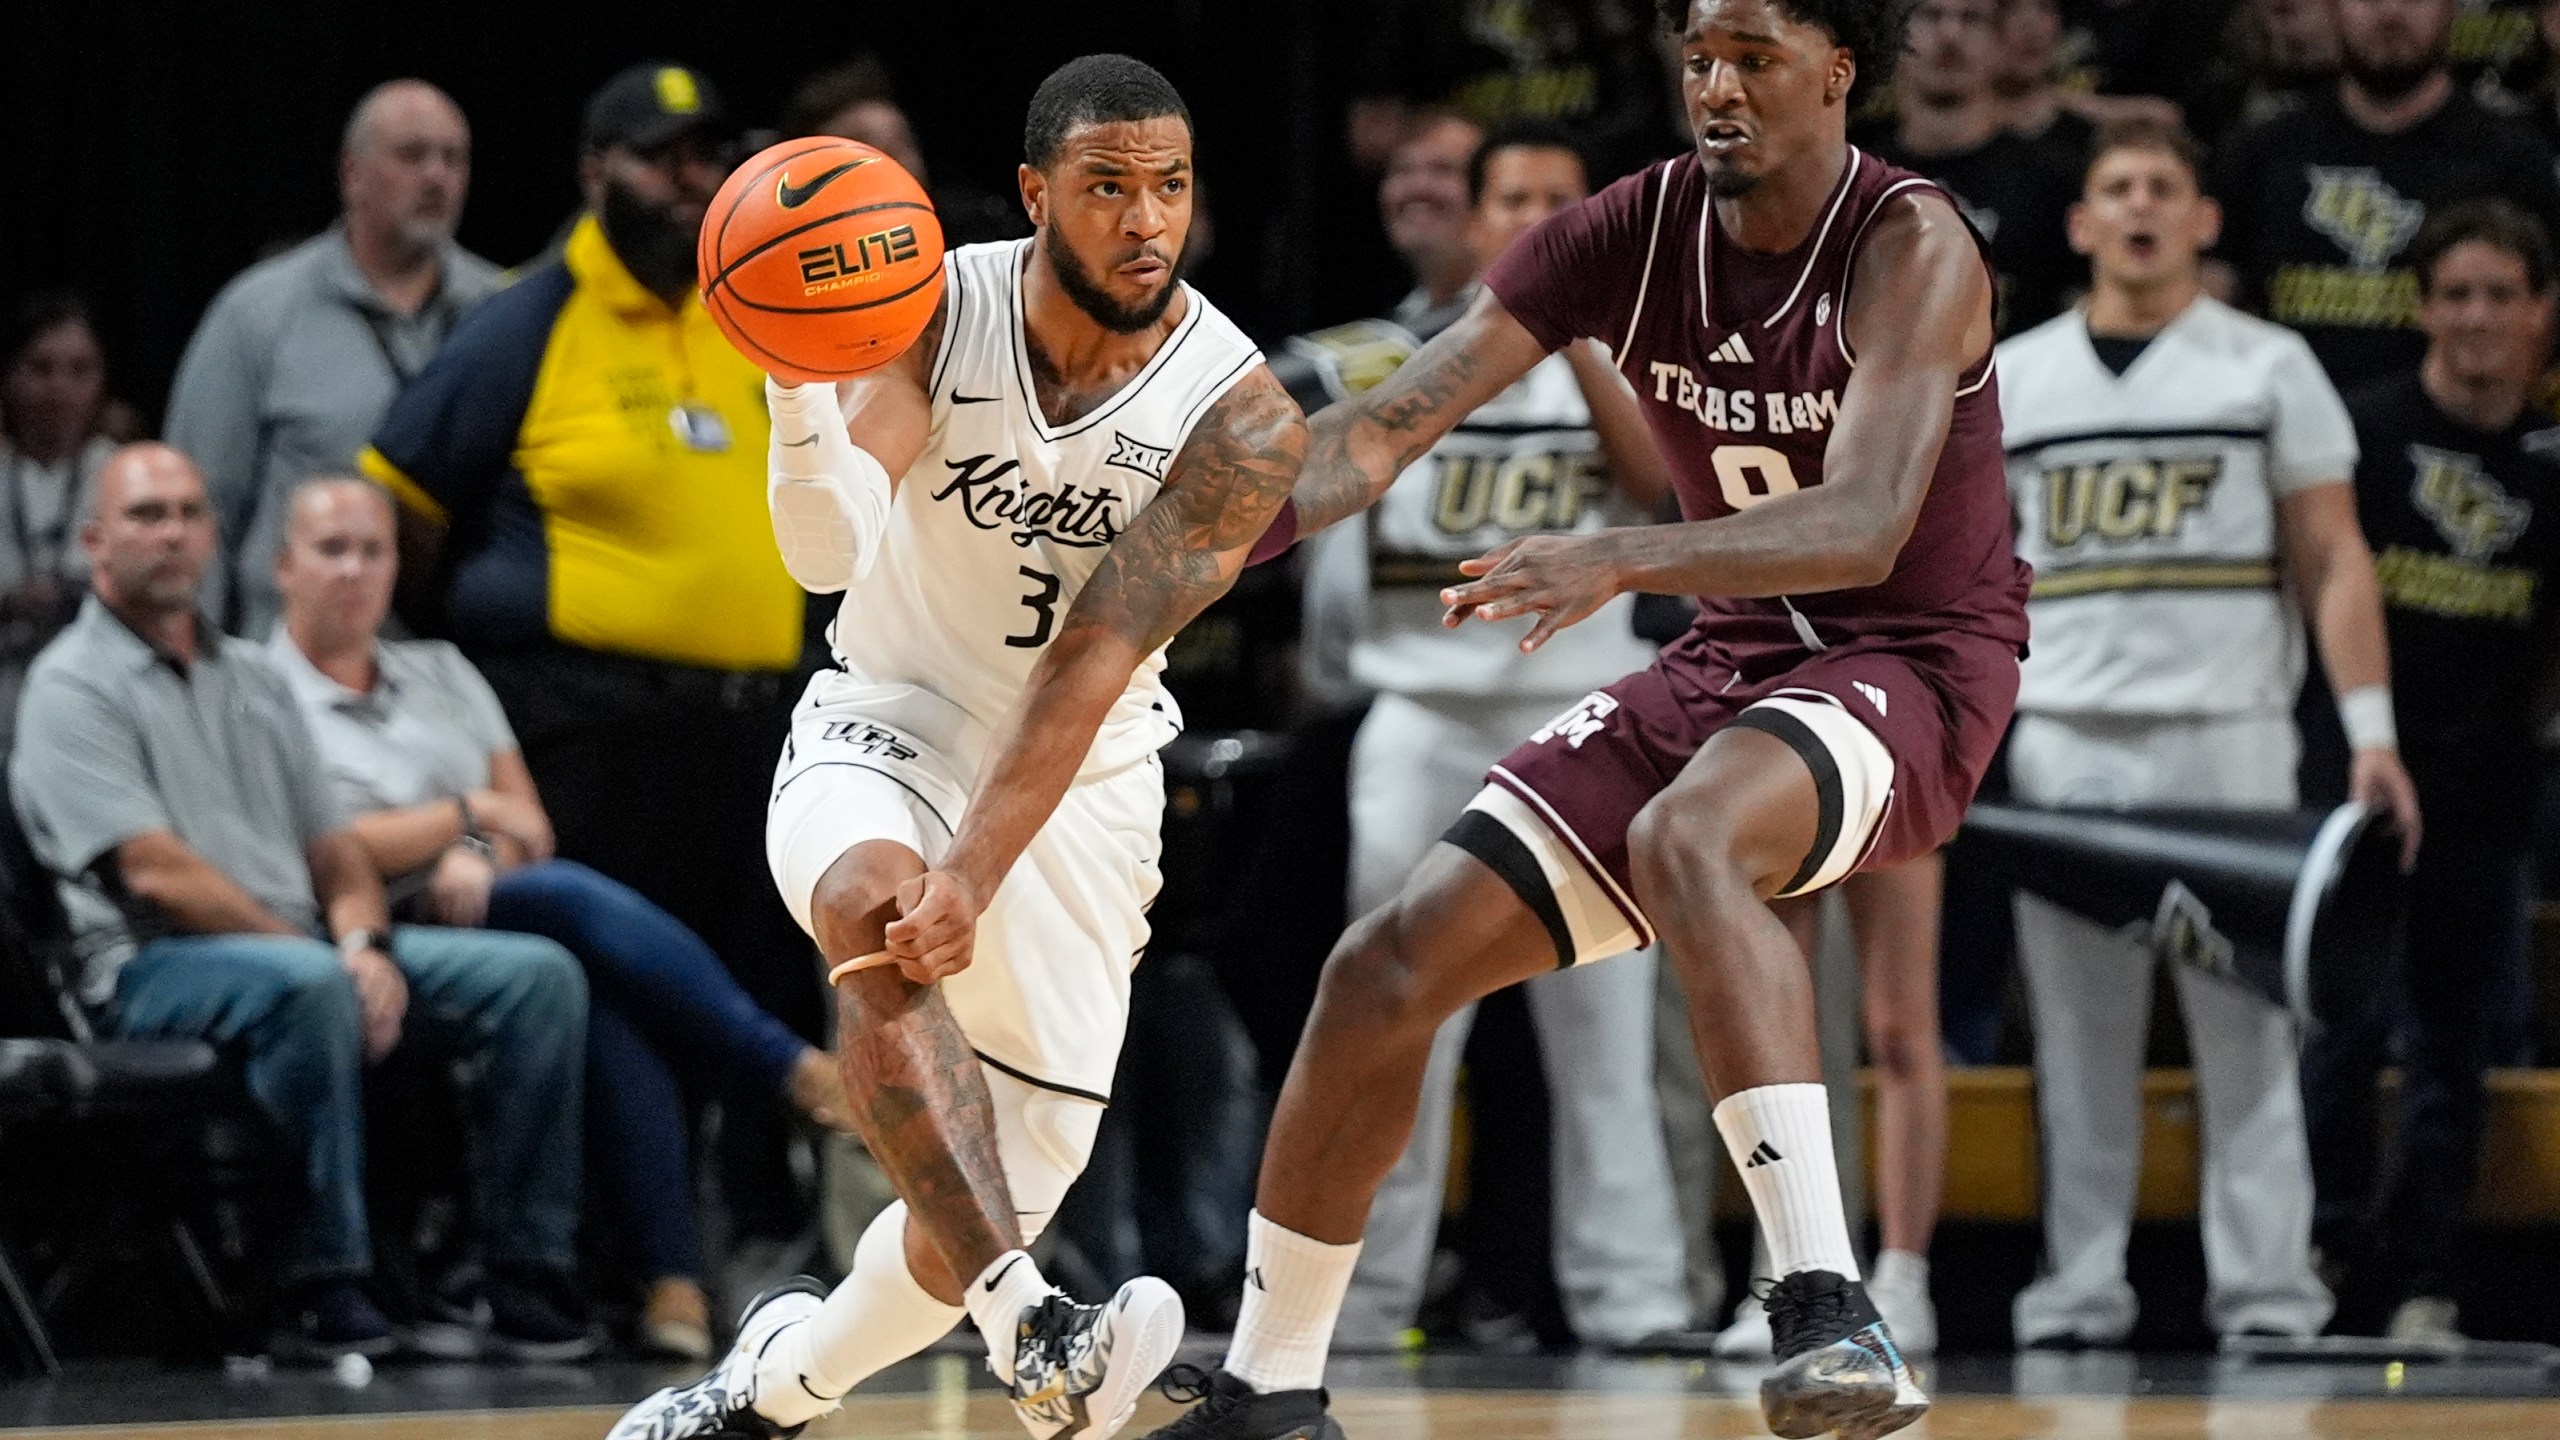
[164,226,503,637]
[264,629,517,818]
[9,597,347,1003]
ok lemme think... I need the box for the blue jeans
[485,860,810,1282]
[110,926,587,1283]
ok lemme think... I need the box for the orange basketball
[698,137,946,383]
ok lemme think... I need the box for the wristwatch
[335,927,382,960]
[454,795,497,862]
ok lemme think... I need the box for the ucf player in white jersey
[1994,117,2420,1350]
[609,55,1304,1440]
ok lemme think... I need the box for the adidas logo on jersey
[1853,681,1888,716]
[1707,333,1755,364]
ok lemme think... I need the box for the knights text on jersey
[1999,296,2359,717]
[825,241,1263,775]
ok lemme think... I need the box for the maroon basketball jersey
[1486,149,2031,662]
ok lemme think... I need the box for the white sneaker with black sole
[604,1277,827,1440]
[1003,1277,1185,1440]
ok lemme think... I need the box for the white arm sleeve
[767,377,895,594]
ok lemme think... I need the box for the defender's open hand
[1440,534,1626,653]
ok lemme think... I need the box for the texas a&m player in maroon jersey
[1145,2,2026,1438]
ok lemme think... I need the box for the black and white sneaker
[1141,1365,1345,1439]
[1755,1270,1930,1440]
[604,1277,827,1440]
[1004,1277,1185,1439]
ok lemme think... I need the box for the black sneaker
[487,1266,599,1363]
[1005,1277,1185,1440]
[1755,1271,1929,1440]
[272,1280,398,1363]
[1142,1365,1345,1440]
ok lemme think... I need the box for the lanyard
[4,448,79,581]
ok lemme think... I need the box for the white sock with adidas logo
[1224,1210,1361,1394]
[1714,1083,1862,1281]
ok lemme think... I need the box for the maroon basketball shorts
[1441,629,2020,967]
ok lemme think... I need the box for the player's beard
[599,176,700,301]
[1703,163,1762,199]
[1043,224,1189,334]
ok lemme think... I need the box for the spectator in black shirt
[782,56,1029,247]
[1856,0,2085,332]
[1339,0,1675,182]
[2304,200,2560,1344]
[2212,0,2560,388]
[1996,0,2183,157]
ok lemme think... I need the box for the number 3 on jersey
[1007,566,1061,648]
[1713,445,1800,509]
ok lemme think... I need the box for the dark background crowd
[6,0,2560,1379]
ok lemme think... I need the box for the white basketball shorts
[766,673,1165,1108]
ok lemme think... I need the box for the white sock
[1714,1083,1862,1281]
[752,1202,963,1426]
[1224,1210,1361,1394]
[1874,1249,1928,1291]
[964,1247,1057,1385]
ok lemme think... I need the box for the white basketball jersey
[1284,318,1655,702]
[1998,297,2358,717]
[825,240,1262,775]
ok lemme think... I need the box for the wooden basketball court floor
[6,1351,2559,1440]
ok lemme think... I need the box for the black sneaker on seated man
[487,1265,599,1363]
[1753,1270,1930,1440]
[273,1279,398,1363]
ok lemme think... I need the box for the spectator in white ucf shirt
[1294,120,1698,1353]
[1997,116,2421,1348]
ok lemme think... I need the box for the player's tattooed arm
[881,368,1309,976]
[1290,290,1552,535]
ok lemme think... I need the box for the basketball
[697,136,946,383]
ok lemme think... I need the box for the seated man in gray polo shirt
[7,443,590,1364]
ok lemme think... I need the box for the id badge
[670,402,731,454]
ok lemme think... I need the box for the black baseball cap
[582,62,735,153]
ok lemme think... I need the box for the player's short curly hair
[1023,54,1192,170]
[1653,0,1916,99]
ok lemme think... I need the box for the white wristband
[767,378,892,594]
[2338,684,2398,752]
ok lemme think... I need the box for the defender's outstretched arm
[1288,291,1553,535]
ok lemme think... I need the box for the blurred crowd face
[1993,0,2063,96]
[1671,0,1856,199]
[815,98,928,184]
[2259,0,2344,76]
[2,315,106,462]
[277,479,397,649]
[584,134,726,299]
[2335,0,2455,98]
[1902,0,2003,105]
[2069,144,2220,291]
[341,82,471,257]
[1471,144,1589,269]
[2419,240,2554,389]
[1381,115,1483,272]
[1028,116,1196,334]
[84,445,213,616]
